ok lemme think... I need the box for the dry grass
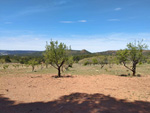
[0,63,150,77]
[63,63,150,77]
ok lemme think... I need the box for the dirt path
[0,74,150,113]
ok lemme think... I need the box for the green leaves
[117,49,129,63]
[128,41,147,62]
[92,58,98,65]
[116,40,148,76]
[28,59,38,67]
[28,59,39,72]
[45,41,68,66]
[44,40,70,77]
[0,59,5,64]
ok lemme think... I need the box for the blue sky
[0,0,150,52]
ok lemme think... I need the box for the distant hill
[70,49,91,55]
[0,49,91,56]
[95,50,117,55]
[95,50,150,56]
[143,50,150,55]
[0,49,149,56]
[0,50,43,56]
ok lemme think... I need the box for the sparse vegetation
[28,59,39,72]
[44,40,70,77]
[117,40,148,76]
[3,64,9,70]
[0,40,149,77]
[0,63,150,77]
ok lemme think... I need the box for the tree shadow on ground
[51,75,74,78]
[0,93,150,113]
[119,74,142,77]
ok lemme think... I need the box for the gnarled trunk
[58,66,61,77]
[32,66,34,72]
[132,70,136,76]
[132,62,137,76]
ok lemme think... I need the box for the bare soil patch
[0,74,150,113]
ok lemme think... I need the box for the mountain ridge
[0,49,150,56]
[0,49,91,56]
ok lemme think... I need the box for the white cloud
[0,33,150,52]
[34,38,40,41]
[49,33,150,52]
[15,6,46,17]
[78,20,87,23]
[60,20,87,23]
[114,7,122,11]
[107,19,120,21]
[0,35,48,51]
[4,1,68,19]
[60,21,74,23]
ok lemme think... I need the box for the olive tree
[28,59,39,72]
[44,40,69,77]
[98,56,108,69]
[117,41,148,76]
[43,52,51,68]
[92,58,98,65]
[0,59,5,64]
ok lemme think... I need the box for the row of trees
[43,40,149,77]
[78,41,149,76]
[79,56,116,69]
[0,40,149,77]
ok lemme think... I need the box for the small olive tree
[28,59,39,72]
[43,52,51,68]
[0,59,5,64]
[98,56,108,69]
[44,40,69,77]
[117,41,148,76]
[92,58,98,65]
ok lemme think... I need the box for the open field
[0,63,150,113]
[0,63,150,77]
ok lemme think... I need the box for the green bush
[84,61,90,66]
[3,65,9,69]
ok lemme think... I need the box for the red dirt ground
[0,74,150,113]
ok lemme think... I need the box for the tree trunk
[101,64,104,69]
[32,66,34,72]
[46,63,48,68]
[132,70,136,76]
[58,67,61,77]
[132,63,137,76]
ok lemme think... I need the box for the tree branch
[50,63,58,69]
[60,60,65,67]
[122,62,132,71]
